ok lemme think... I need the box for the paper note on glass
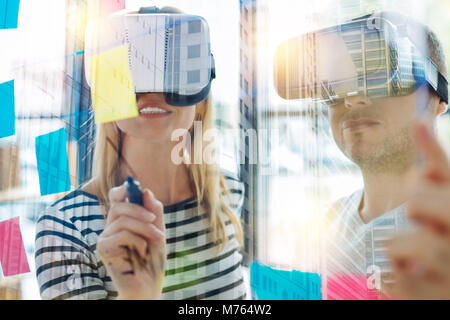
[0,216,30,277]
[90,44,138,123]
[35,128,71,196]
[327,274,386,300]
[0,80,15,138]
[88,0,125,19]
[250,261,322,300]
[0,0,20,29]
[101,0,125,15]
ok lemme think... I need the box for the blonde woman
[35,8,246,300]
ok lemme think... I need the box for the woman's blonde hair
[92,97,244,252]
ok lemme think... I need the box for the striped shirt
[35,175,246,300]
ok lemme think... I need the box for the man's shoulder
[331,189,362,209]
[322,189,363,224]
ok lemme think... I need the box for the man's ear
[430,91,448,116]
[436,100,448,116]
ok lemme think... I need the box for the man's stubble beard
[345,126,416,175]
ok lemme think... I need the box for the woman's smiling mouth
[138,104,172,119]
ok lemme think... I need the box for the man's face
[328,91,424,173]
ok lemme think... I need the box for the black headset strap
[437,72,449,104]
[138,6,160,14]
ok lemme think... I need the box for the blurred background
[0,0,448,299]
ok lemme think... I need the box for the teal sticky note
[35,128,71,196]
[0,0,20,29]
[250,261,322,300]
[0,80,15,138]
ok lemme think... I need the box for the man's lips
[342,118,381,131]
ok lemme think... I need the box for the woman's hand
[386,122,450,299]
[97,183,166,299]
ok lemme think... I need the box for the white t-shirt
[322,189,415,299]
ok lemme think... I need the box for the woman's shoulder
[220,170,245,212]
[40,185,102,224]
[221,170,244,191]
[35,188,103,243]
[49,178,98,205]
[50,189,99,210]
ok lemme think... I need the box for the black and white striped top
[35,175,246,300]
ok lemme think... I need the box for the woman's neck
[117,133,194,206]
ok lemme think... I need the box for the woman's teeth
[139,107,169,114]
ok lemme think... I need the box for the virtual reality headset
[273,13,448,105]
[85,8,216,106]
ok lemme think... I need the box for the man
[274,11,449,299]
[321,13,448,298]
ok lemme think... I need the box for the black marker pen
[125,176,143,206]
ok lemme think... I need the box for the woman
[35,7,246,300]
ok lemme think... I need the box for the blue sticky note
[35,128,71,196]
[250,261,322,300]
[0,80,15,138]
[0,0,20,29]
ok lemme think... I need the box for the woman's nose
[344,94,373,109]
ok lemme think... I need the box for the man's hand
[386,122,450,299]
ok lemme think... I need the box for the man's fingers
[414,122,450,182]
[387,259,450,300]
[386,270,445,300]
[408,182,450,235]
[388,231,450,279]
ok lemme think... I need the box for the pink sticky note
[327,274,386,300]
[0,216,30,277]
[105,0,125,13]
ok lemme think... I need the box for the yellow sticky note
[90,44,138,123]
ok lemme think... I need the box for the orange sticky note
[0,216,30,277]
[90,44,138,123]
